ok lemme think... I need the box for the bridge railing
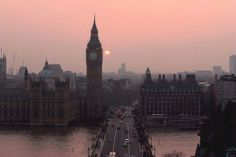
[88,119,109,157]
[134,115,156,157]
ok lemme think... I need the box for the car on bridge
[125,138,130,144]
[109,152,116,157]
[123,141,128,147]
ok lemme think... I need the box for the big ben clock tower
[86,16,103,122]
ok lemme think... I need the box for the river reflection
[149,128,199,157]
[0,126,97,157]
[0,126,199,157]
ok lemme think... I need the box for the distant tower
[229,55,236,74]
[86,16,104,122]
[0,49,7,88]
[213,65,222,76]
[121,63,126,72]
[117,63,126,77]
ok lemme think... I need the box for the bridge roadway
[100,114,142,157]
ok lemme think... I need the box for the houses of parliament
[0,17,105,126]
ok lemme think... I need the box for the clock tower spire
[86,16,104,123]
[87,15,101,49]
[91,14,98,34]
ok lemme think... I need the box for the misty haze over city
[1,0,236,73]
[0,1,236,157]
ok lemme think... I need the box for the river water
[149,128,199,157]
[0,126,199,157]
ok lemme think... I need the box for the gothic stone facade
[0,78,75,126]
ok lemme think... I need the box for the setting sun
[104,50,111,55]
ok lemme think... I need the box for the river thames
[0,126,199,157]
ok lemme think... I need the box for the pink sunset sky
[0,0,236,74]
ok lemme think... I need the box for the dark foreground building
[195,101,236,157]
[140,68,202,127]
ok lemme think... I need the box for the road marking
[127,120,131,157]
[112,118,118,152]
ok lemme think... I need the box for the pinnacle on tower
[24,67,28,81]
[45,58,48,66]
[145,67,152,83]
[146,67,151,74]
[91,14,98,34]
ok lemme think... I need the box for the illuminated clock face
[90,52,98,61]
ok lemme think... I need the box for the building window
[42,102,46,118]
[58,105,64,118]
[3,103,7,116]
[33,105,39,119]
[0,103,2,117]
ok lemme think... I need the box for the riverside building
[140,68,202,127]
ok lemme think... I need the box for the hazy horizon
[1,0,236,74]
